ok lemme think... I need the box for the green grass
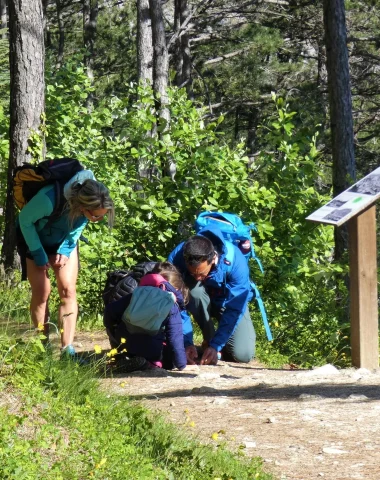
[0,331,274,480]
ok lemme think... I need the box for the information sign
[306,167,380,226]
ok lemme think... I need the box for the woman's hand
[51,254,69,269]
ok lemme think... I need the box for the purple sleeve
[103,295,132,330]
[165,304,187,370]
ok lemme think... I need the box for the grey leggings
[186,280,256,363]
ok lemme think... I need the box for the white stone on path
[243,439,257,448]
[197,373,220,380]
[212,397,229,405]
[322,447,349,454]
[347,394,369,401]
[300,364,340,377]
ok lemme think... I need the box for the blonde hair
[153,262,189,304]
[66,179,115,227]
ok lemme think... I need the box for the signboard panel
[306,166,380,226]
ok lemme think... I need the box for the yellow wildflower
[37,323,44,331]
[95,458,107,469]
[107,348,118,357]
[188,421,195,427]
[211,432,219,441]
[60,328,64,334]
[120,337,126,344]
[94,345,102,354]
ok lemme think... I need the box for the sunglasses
[191,265,212,279]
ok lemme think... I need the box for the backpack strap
[223,241,272,341]
[44,181,67,227]
[223,241,235,274]
[247,222,264,274]
[250,280,273,341]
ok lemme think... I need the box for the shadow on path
[123,380,380,402]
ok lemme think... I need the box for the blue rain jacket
[168,225,253,352]
[17,170,95,266]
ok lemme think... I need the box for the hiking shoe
[60,345,89,365]
[111,354,148,373]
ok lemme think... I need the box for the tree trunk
[246,107,258,161]
[2,0,45,271]
[149,0,175,178]
[149,0,169,119]
[42,0,51,49]
[55,0,64,68]
[149,0,174,178]
[323,0,356,261]
[0,0,7,38]
[178,0,192,98]
[83,0,98,108]
[137,0,153,84]
[174,0,183,87]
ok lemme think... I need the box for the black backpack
[102,261,158,306]
[13,158,84,221]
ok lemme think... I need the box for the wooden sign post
[307,168,380,369]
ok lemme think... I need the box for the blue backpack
[195,211,272,341]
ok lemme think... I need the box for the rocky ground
[75,331,380,480]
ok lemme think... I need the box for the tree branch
[203,46,253,65]
[167,0,214,48]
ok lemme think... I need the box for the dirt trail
[77,331,380,480]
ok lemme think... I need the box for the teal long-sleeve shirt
[17,184,88,266]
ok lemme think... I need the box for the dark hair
[183,235,214,266]
[152,262,189,303]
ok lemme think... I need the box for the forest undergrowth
[0,323,272,480]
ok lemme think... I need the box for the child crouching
[103,262,191,372]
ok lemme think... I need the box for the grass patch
[0,332,274,480]
[255,342,290,369]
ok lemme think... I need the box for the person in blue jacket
[168,225,256,366]
[103,262,191,372]
[16,170,114,358]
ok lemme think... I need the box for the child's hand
[185,345,198,365]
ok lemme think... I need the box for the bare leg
[52,248,79,348]
[26,258,51,335]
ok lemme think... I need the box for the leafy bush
[1,63,351,366]
[251,94,349,366]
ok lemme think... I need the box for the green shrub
[0,63,352,366]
